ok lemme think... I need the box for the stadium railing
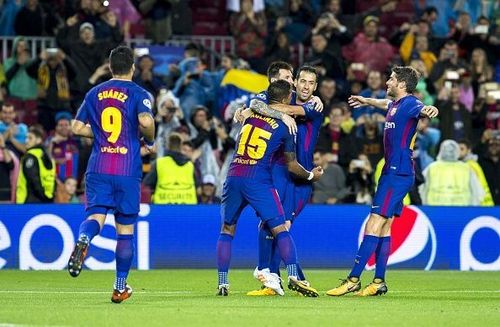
[0,35,235,71]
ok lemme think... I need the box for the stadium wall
[0,204,498,271]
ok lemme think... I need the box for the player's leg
[217,178,246,296]
[356,176,412,297]
[111,217,136,303]
[68,173,113,277]
[268,222,318,297]
[68,210,106,278]
[327,174,395,296]
[109,175,141,303]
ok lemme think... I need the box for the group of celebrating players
[64,45,438,303]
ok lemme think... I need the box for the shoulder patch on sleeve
[143,98,152,109]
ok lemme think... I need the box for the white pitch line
[0,290,498,294]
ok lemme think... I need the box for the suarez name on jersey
[75,79,153,178]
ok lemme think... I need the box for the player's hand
[282,114,297,135]
[144,143,156,154]
[309,96,324,112]
[233,106,247,124]
[348,95,369,108]
[311,166,324,182]
[421,106,439,118]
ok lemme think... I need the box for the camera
[352,159,364,168]
[167,107,177,113]
[46,48,58,56]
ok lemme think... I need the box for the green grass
[0,270,499,326]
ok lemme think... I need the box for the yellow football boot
[246,287,278,296]
[355,281,388,296]
[288,277,319,297]
[326,278,361,296]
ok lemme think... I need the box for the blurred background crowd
[0,0,498,206]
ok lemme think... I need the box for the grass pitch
[0,270,498,326]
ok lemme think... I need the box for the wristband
[144,139,154,147]
[307,171,314,181]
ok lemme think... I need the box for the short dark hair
[29,126,45,140]
[268,80,292,104]
[267,61,293,81]
[1,102,14,110]
[392,66,420,93]
[458,138,472,149]
[424,6,437,15]
[167,133,183,152]
[109,46,134,75]
[296,65,318,82]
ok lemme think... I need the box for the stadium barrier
[0,204,498,271]
[0,35,235,71]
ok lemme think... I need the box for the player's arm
[138,112,155,143]
[250,99,297,134]
[71,119,94,138]
[284,151,323,182]
[348,95,391,110]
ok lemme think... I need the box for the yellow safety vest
[465,159,494,206]
[16,147,56,203]
[153,156,197,204]
[426,161,471,206]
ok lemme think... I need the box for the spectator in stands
[453,15,498,64]
[132,55,165,98]
[458,139,494,206]
[25,48,77,131]
[318,78,340,117]
[478,133,500,205]
[316,105,357,169]
[55,176,81,203]
[108,0,141,39]
[14,0,45,36]
[457,71,475,113]
[437,85,472,142]
[3,37,38,101]
[399,24,437,74]
[57,21,122,106]
[173,57,213,118]
[306,33,344,81]
[311,10,352,75]
[198,174,221,204]
[265,26,292,66]
[415,117,440,170]
[135,0,174,43]
[429,40,468,92]
[420,139,484,206]
[355,71,387,134]
[470,48,493,96]
[347,153,374,204]
[410,59,434,106]
[0,102,28,156]
[311,150,348,204]
[0,0,20,36]
[16,126,55,204]
[144,133,198,204]
[155,90,186,158]
[229,0,267,72]
[188,106,221,180]
[0,133,14,202]
[47,112,80,182]
[342,15,394,82]
[355,117,383,169]
[279,0,315,44]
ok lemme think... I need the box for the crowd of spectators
[0,0,498,206]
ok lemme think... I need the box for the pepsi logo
[358,205,437,270]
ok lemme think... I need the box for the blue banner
[0,205,498,270]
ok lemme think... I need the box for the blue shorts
[85,172,141,224]
[221,177,285,229]
[272,164,295,219]
[371,173,414,218]
[292,183,313,220]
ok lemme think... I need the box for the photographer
[154,90,186,158]
[346,154,374,204]
[429,40,468,93]
[437,85,472,142]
